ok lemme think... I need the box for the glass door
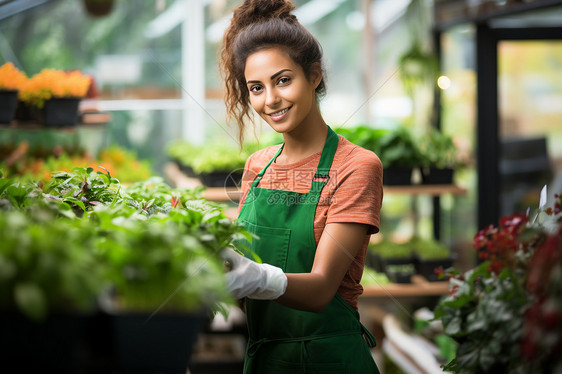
[498,40,562,216]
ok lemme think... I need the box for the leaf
[539,184,547,209]
[444,315,462,335]
[14,282,47,321]
[64,197,86,212]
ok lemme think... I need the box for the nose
[265,88,281,107]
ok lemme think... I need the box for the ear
[309,62,323,89]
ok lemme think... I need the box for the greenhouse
[1,0,561,373]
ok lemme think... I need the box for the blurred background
[1,1,562,373]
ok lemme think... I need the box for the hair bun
[233,0,296,29]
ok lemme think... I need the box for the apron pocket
[244,221,291,271]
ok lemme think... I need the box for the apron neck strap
[310,126,338,194]
[251,126,339,191]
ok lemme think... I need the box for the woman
[219,0,383,372]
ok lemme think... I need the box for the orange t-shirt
[237,134,383,310]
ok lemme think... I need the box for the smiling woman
[218,1,383,373]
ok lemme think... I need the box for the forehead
[244,48,302,79]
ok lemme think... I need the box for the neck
[278,109,328,164]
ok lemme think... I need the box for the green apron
[237,126,380,374]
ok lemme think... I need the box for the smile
[267,107,291,121]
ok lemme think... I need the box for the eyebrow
[246,69,293,85]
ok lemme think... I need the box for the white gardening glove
[221,248,287,300]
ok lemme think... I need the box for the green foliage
[0,167,251,320]
[369,240,413,259]
[433,194,562,374]
[433,263,531,373]
[378,126,423,168]
[399,39,438,97]
[360,266,390,286]
[334,125,389,153]
[419,128,459,169]
[167,141,248,174]
[410,237,451,260]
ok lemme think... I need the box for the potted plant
[419,128,459,184]
[369,240,415,283]
[433,190,562,373]
[334,125,389,154]
[0,180,106,372]
[191,143,247,188]
[0,62,27,124]
[19,69,91,127]
[0,168,249,372]
[378,126,423,185]
[409,237,453,281]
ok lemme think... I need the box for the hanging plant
[82,0,115,17]
[398,39,438,98]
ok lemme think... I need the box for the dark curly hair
[219,0,327,144]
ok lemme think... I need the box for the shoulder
[335,135,382,171]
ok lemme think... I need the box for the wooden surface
[165,162,468,202]
[360,275,449,298]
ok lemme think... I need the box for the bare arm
[276,222,368,313]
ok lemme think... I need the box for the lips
[267,106,291,122]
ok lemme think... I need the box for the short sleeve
[325,148,383,234]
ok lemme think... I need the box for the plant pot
[110,311,205,373]
[43,97,81,127]
[83,0,114,17]
[0,311,88,373]
[383,166,413,185]
[365,251,384,272]
[421,167,454,185]
[14,100,40,122]
[174,159,196,178]
[199,170,243,188]
[379,256,415,283]
[0,90,18,124]
[414,255,453,282]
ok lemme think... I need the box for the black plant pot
[378,256,415,283]
[110,312,205,373]
[43,97,81,127]
[199,170,243,188]
[14,100,39,122]
[174,159,196,178]
[0,311,89,373]
[383,167,413,185]
[365,251,383,272]
[414,255,453,282]
[421,167,454,185]
[0,90,18,124]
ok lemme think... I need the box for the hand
[221,248,287,300]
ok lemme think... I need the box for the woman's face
[244,48,320,134]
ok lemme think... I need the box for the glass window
[498,40,562,217]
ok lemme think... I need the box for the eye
[249,85,263,94]
[277,77,291,85]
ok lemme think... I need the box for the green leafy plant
[0,167,251,320]
[378,126,423,169]
[419,128,459,169]
[334,125,389,153]
[410,237,451,260]
[369,240,413,260]
[433,191,562,373]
